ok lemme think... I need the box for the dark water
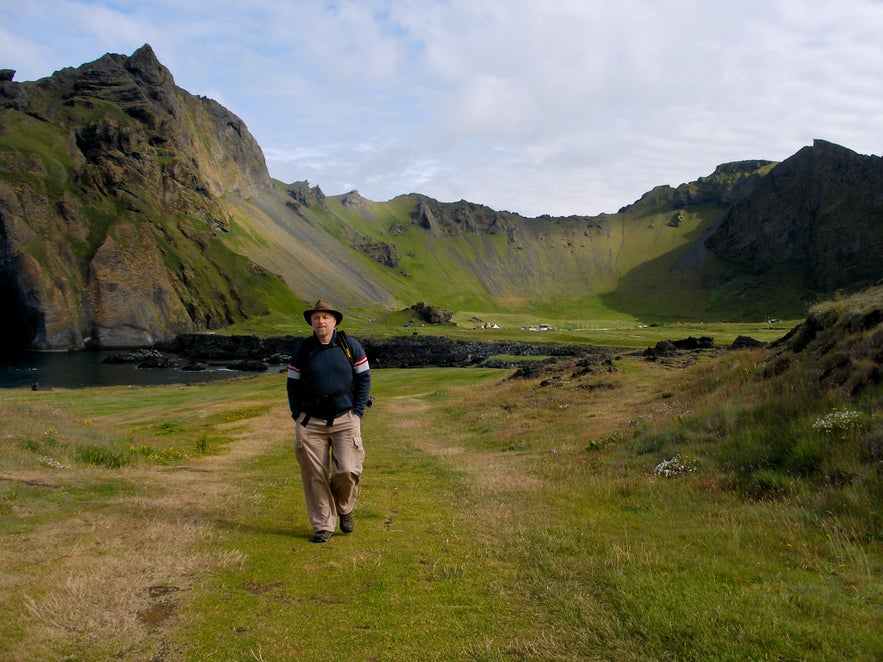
[0,351,280,389]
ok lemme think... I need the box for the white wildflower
[38,455,70,470]
[653,454,697,478]
[812,409,861,434]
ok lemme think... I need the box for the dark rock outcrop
[672,160,772,208]
[730,335,766,350]
[0,69,29,110]
[360,239,399,267]
[706,140,883,291]
[643,336,716,360]
[157,332,603,370]
[365,336,599,368]
[616,161,772,215]
[411,302,452,325]
[410,195,519,237]
[158,334,298,361]
[286,180,325,208]
[340,190,368,208]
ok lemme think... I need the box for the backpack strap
[336,330,355,367]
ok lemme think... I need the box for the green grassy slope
[220,182,767,334]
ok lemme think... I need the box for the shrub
[737,468,795,499]
[811,409,863,436]
[75,445,128,469]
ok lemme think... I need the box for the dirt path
[381,391,545,496]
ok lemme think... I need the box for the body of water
[0,351,281,389]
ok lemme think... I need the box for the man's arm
[349,338,371,417]
[287,342,304,420]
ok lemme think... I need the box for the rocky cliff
[0,45,285,350]
[706,140,883,291]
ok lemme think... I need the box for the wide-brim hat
[303,299,343,325]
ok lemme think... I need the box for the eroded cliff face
[86,225,194,347]
[706,140,883,291]
[0,44,278,350]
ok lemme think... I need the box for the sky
[1,1,882,217]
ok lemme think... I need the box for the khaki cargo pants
[295,410,364,533]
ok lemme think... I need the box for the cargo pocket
[294,420,305,452]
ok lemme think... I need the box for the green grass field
[225,302,799,351]
[1,335,879,660]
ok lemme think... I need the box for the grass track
[1,361,880,660]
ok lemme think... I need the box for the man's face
[310,311,337,341]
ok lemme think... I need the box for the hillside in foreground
[0,286,879,659]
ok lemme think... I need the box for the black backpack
[334,330,373,408]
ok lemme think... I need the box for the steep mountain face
[2,46,881,352]
[706,140,883,291]
[0,45,285,350]
[22,45,270,199]
[617,159,774,213]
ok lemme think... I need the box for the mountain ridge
[1,45,881,351]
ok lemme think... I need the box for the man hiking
[287,300,371,543]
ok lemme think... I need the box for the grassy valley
[220,182,811,342]
[1,287,879,660]
[3,46,879,355]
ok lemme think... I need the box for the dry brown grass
[1,393,290,660]
[377,355,697,521]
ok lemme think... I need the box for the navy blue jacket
[287,330,371,422]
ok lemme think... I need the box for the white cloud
[2,0,882,216]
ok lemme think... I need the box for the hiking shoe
[310,530,333,543]
[339,512,355,533]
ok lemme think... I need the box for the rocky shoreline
[100,332,764,374]
[142,333,607,371]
